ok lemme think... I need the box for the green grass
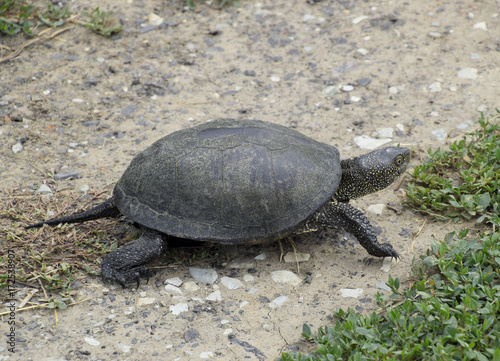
[281,231,500,361]
[0,0,120,37]
[281,112,500,361]
[406,111,500,228]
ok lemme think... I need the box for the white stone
[353,135,392,150]
[477,104,487,112]
[340,288,363,298]
[243,274,255,282]
[72,98,84,103]
[169,303,188,315]
[429,32,442,38]
[430,111,439,117]
[116,344,132,353]
[431,128,448,142]
[12,142,23,153]
[395,123,405,132]
[200,351,214,359]
[182,281,200,292]
[449,86,457,92]
[380,257,399,272]
[206,290,222,302]
[221,276,244,290]
[271,270,301,286]
[80,185,90,193]
[165,277,183,286]
[37,184,52,193]
[457,67,478,79]
[270,76,280,82]
[240,301,249,308]
[357,48,369,56]
[269,295,288,308]
[429,82,442,92]
[254,253,267,260]
[351,96,361,102]
[473,21,487,30]
[137,297,156,306]
[224,328,233,336]
[376,128,393,138]
[389,86,399,95]
[367,204,386,215]
[323,86,340,97]
[352,15,369,24]
[283,252,311,263]
[470,52,480,60]
[189,267,218,283]
[375,282,392,292]
[84,337,100,346]
[303,46,313,54]
[303,14,316,22]
[147,13,164,26]
[164,285,183,295]
[342,85,354,92]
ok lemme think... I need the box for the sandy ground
[1,0,499,359]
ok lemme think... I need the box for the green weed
[406,111,500,228]
[282,231,500,361]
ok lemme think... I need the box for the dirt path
[1,0,498,359]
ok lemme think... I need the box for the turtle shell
[113,119,341,244]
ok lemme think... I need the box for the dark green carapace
[26,119,410,287]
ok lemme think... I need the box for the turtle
[26,119,410,287]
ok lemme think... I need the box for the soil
[0,0,498,360]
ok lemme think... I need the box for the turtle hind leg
[312,201,399,258]
[101,228,167,288]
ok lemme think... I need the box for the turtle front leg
[312,201,399,258]
[101,228,167,288]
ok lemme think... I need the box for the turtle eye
[395,155,404,166]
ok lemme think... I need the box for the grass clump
[281,230,500,361]
[83,7,121,36]
[406,111,500,228]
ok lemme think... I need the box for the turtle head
[335,146,410,201]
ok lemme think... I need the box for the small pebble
[429,82,442,92]
[340,288,363,298]
[353,135,392,150]
[357,48,369,56]
[389,86,399,95]
[367,204,386,215]
[165,277,183,286]
[137,297,156,306]
[356,78,371,87]
[457,67,478,79]
[342,85,354,92]
[164,285,183,295]
[477,104,487,112]
[189,267,218,283]
[431,128,448,142]
[169,303,188,315]
[12,142,23,153]
[428,32,442,38]
[270,76,280,82]
[271,271,301,286]
[283,252,310,263]
[37,184,52,193]
[375,282,392,292]
[324,86,340,97]
[206,290,222,302]
[473,22,487,31]
[376,128,394,138]
[352,15,369,24]
[254,253,267,261]
[84,337,100,346]
[221,276,244,290]
[269,295,288,308]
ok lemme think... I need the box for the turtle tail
[25,197,121,229]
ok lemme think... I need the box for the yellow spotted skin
[307,147,410,258]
